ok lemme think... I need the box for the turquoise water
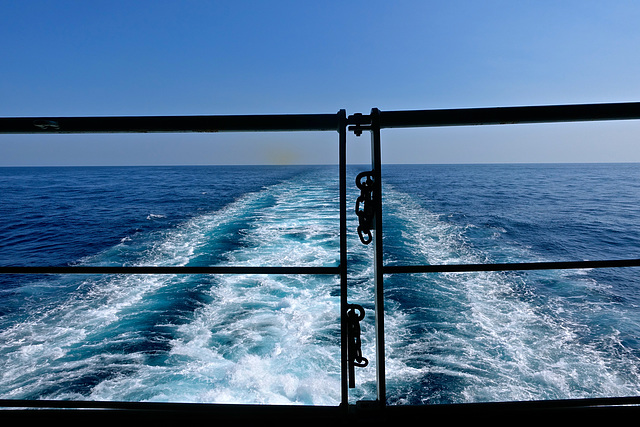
[1,164,639,405]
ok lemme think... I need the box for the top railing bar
[4,102,640,135]
[377,102,640,129]
[0,113,342,134]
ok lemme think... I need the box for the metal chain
[355,171,375,245]
[346,303,368,388]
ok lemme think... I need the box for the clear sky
[2,0,640,165]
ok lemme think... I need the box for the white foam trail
[150,273,343,405]
[0,170,350,404]
[381,185,640,403]
[12,169,637,405]
[129,173,346,404]
[0,188,290,399]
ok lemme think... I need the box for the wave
[380,184,640,404]
[0,169,349,404]
[2,165,640,405]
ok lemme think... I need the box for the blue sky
[2,0,640,165]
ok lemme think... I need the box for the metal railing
[347,103,640,406]
[0,110,354,409]
[3,102,640,414]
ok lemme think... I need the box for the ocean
[1,163,640,405]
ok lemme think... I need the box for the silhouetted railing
[2,102,640,418]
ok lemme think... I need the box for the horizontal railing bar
[378,102,640,129]
[0,266,340,275]
[4,102,640,135]
[3,394,640,412]
[0,399,344,422]
[0,113,341,134]
[4,259,639,276]
[383,258,640,274]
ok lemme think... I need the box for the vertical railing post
[370,108,386,405]
[338,109,349,408]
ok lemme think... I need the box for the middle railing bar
[0,266,340,275]
[383,258,640,274]
[0,113,342,134]
[377,102,640,129]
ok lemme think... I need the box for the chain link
[346,303,368,388]
[355,171,375,245]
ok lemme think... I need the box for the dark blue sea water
[1,164,640,405]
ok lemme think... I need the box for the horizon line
[1,161,639,168]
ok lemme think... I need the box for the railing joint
[347,113,371,136]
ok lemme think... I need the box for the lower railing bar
[0,266,340,275]
[3,394,640,412]
[0,398,341,419]
[378,102,640,129]
[383,258,640,274]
